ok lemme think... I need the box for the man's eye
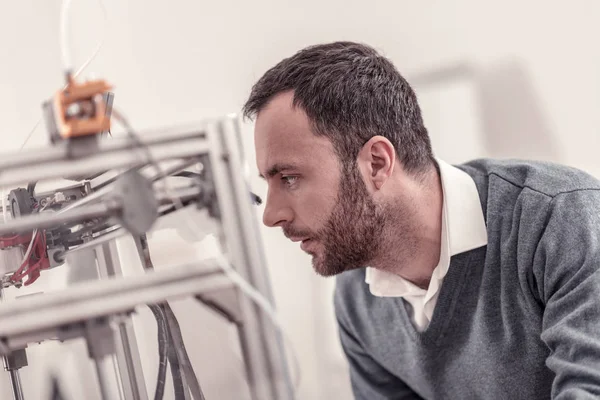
[281,176,298,186]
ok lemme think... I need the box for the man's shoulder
[333,268,372,320]
[455,158,600,198]
[334,267,368,300]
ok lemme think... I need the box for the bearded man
[243,41,600,400]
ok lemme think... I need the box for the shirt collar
[364,158,488,297]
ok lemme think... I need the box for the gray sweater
[334,158,600,400]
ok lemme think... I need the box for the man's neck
[374,165,444,289]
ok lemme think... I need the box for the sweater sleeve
[534,189,600,399]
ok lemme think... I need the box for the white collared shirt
[365,159,488,331]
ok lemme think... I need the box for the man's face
[254,92,387,276]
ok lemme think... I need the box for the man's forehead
[255,123,314,175]
[255,127,330,174]
[252,92,343,181]
[255,94,326,158]
[254,96,312,143]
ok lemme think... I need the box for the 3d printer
[0,71,294,400]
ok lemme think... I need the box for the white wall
[0,1,598,399]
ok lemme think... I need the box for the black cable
[173,171,262,206]
[139,235,186,400]
[148,304,169,400]
[160,303,187,400]
[111,111,162,181]
[173,171,199,179]
[158,199,196,217]
[163,303,207,400]
[137,234,199,400]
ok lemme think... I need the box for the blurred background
[0,0,598,399]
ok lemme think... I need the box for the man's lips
[286,235,316,252]
[288,237,309,243]
[300,238,313,252]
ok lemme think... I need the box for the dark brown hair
[243,41,434,175]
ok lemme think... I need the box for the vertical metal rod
[95,242,148,400]
[94,357,120,400]
[225,117,294,400]
[8,370,24,400]
[117,322,143,399]
[207,117,295,399]
[206,120,271,399]
[0,290,26,400]
[236,324,261,400]
[67,240,146,400]
[86,317,124,400]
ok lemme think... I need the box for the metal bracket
[3,348,27,371]
[85,318,116,359]
[112,171,158,235]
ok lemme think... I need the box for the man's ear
[357,136,396,191]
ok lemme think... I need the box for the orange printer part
[53,75,113,139]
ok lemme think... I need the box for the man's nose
[262,192,293,227]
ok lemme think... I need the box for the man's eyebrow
[259,163,298,180]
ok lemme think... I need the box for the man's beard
[283,164,417,277]
[281,161,404,276]
[311,167,387,276]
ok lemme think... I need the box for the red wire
[0,235,20,241]
[23,232,49,285]
[22,260,43,286]
[10,232,47,284]
[11,256,33,282]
